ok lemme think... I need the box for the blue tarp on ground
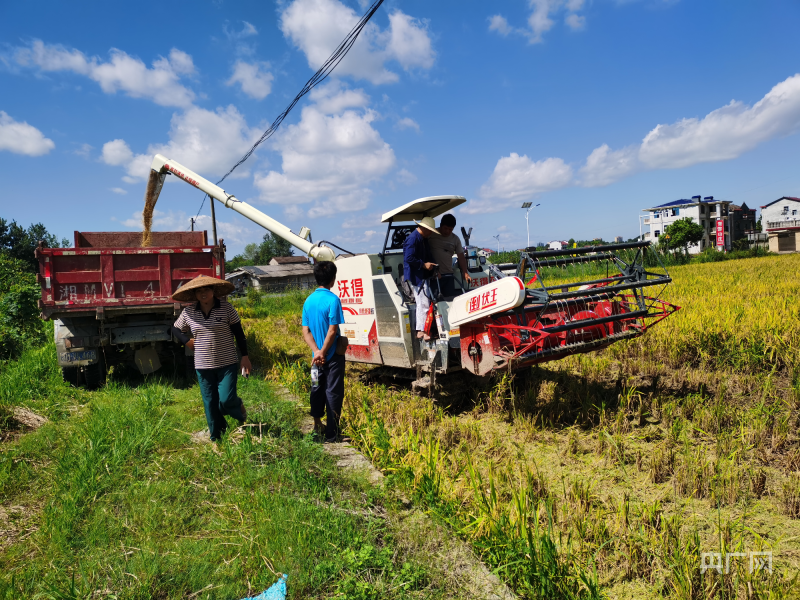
[240,574,287,600]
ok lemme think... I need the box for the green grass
[0,357,445,599]
[235,288,310,320]
[0,341,80,429]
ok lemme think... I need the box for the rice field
[242,253,800,599]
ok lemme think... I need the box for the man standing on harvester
[429,213,471,297]
[403,216,439,342]
[302,262,346,443]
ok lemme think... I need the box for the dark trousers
[438,274,463,298]
[196,363,245,441]
[310,353,345,440]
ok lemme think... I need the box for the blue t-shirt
[302,287,345,362]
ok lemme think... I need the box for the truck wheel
[83,361,106,389]
[61,367,79,387]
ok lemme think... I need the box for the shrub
[0,255,46,360]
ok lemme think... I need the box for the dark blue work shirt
[403,228,434,286]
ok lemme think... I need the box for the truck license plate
[60,350,97,363]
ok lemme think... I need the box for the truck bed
[36,231,225,320]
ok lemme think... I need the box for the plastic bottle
[311,365,320,391]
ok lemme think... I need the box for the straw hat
[413,216,440,235]
[172,275,235,302]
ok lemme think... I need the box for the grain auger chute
[449,241,680,376]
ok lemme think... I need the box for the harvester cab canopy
[379,195,466,257]
[380,195,466,223]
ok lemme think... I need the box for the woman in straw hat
[170,275,251,441]
[403,216,439,342]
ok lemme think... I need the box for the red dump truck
[36,231,225,387]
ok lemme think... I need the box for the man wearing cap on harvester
[428,213,471,297]
[170,275,251,442]
[403,216,439,342]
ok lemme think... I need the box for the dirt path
[273,386,517,600]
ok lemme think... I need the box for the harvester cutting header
[147,154,680,393]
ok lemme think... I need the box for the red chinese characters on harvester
[450,241,680,376]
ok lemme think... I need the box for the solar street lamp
[521,202,540,249]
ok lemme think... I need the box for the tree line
[0,218,66,360]
[225,232,294,272]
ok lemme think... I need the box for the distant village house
[225,256,314,294]
[641,195,747,253]
[761,196,800,253]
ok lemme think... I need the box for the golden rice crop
[609,253,800,371]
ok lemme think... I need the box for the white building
[760,196,800,253]
[641,195,732,253]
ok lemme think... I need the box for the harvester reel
[458,241,680,374]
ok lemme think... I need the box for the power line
[193,0,386,223]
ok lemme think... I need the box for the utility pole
[492,234,501,254]
[521,202,540,249]
[190,217,195,232]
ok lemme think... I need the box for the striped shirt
[174,298,242,370]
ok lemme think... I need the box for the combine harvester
[146,155,680,393]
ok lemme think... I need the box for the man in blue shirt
[403,216,439,341]
[302,261,346,442]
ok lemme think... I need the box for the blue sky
[1,0,799,256]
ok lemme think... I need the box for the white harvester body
[323,195,499,378]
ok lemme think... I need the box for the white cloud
[101,105,261,181]
[489,0,587,43]
[395,117,420,132]
[488,15,514,36]
[253,84,395,217]
[386,11,435,71]
[527,0,558,43]
[342,211,384,229]
[581,73,800,186]
[101,138,134,166]
[395,168,417,185]
[280,0,434,85]
[73,143,93,157]
[224,21,258,40]
[309,81,369,114]
[223,21,260,57]
[14,40,196,107]
[0,111,55,156]
[110,187,127,195]
[565,13,586,30]
[580,144,638,187]
[226,61,274,100]
[468,153,573,213]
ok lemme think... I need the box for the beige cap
[172,275,234,302]
[413,216,440,235]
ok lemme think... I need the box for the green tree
[0,254,46,359]
[225,233,294,271]
[662,217,704,255]
[253,232,294,264]
[0,218,63,272]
